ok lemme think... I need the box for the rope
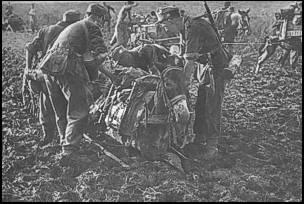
[223,42,267,45]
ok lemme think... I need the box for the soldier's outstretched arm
[88,22,118,83]
[23,28,46,103]
[25,28,45,69]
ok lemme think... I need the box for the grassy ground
[2,1,302,202]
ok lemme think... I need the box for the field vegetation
[2,1,302,202]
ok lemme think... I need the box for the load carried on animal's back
[278,6,302,40]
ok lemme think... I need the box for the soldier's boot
[39,124,56,148]
[204,137,219,160]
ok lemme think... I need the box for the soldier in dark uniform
[24,10,81,148]
[38,4,112,159]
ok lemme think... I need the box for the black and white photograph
[2,0,302,202]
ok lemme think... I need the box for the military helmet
[86,3,108,18]
[155,6,180,23]
[224,1,231,7]
[62,10,81,23]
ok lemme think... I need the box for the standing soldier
[5,2,13,17]
[110,1,138,48]
[38,4,112,160]
[29,3,37,32]
[24,10,81,148]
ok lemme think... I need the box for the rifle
[22,50,37,116]
[203,1,233,60]
[203,1,221,41]
[98,83,115,124]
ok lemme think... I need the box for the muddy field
[2,1,303,202]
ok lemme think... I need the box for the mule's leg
[279,49,290,67]
[290,49,299,69]
[255,39,278,74]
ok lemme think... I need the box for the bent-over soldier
[38,4,111,159]
[25,10,81,148]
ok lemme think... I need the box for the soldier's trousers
[44,73,93,154]
[186,65,225,147]
[39,90,56,143]
[193,76,225,147]
[29,77,56,143]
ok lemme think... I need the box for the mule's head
[153,67,188,114]
[161,67,188,100]
[238,8,251,36]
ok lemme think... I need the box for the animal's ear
[238,9,242,14]
[246,8,250,13]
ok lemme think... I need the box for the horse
[102,67,190,171]
[255,35,302,74]
[214,8,252,52]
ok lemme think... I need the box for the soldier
[271,12,283,36]
[28,3,37,32]
[5,2,13,18]
[110,1,138,48]
[38,4,112,160]
[24,10,81,148]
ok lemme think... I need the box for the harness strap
[170,94,187,106]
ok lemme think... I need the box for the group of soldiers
[22,1,253,166]
[23,1,182,165]
[20,0,302,167]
